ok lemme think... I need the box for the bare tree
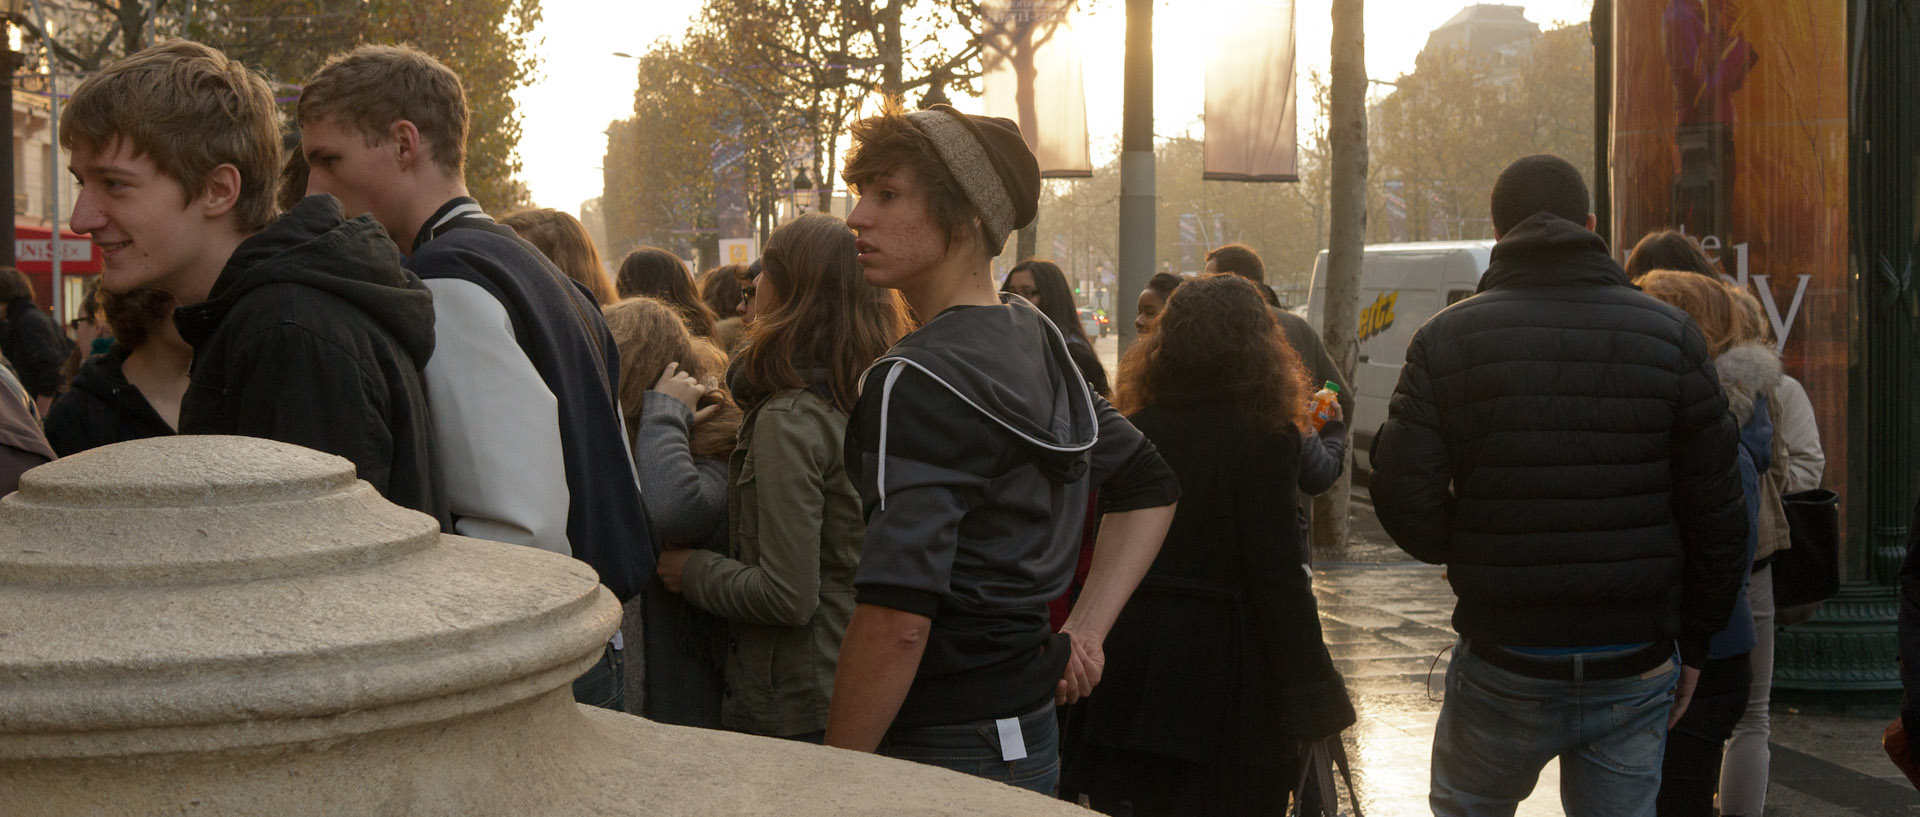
[1315,0,1367,552]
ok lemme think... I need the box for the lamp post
[1,0,23,269]
[792,169,815,215]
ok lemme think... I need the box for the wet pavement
[1314,489,1920,816]
[1088,333,1919,815]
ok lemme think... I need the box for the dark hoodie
[1370,212,1747,668]
[174,195,447,527]
[846,295,1179,728]
[41,343,175,456]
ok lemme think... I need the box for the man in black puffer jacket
[1371,154,1747,817]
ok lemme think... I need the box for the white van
[1305,240,1495,473]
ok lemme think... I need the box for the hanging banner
[980,0,1093,178]
[1203,0,1298,182]
[1613,0,1848,511]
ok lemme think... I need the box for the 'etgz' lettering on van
[1359,291,1398,342]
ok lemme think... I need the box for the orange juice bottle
[1309,381,1341,432]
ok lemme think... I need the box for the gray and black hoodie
[845,295,1179,728]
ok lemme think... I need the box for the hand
[657,548,693,594]
[653,362,707,412]
[1668,664,1701,728]
[1055,629,1106,706]
[1326,399,1344,424]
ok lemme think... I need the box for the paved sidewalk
[1316,493,1920,816]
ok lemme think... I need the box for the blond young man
[298,45,651,710]
[62,40,445,524]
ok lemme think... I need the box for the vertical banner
[1614,0,1848,501]
[711,123,752,243]
[981,1,1093,178]
[1203,0,1298,182]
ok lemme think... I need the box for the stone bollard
[0,436,1089,815]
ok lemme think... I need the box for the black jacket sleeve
[1088,393,1179,513]
[1369,333,1454,564]
[1067,339,1111,399]
[1667,329,1750,667]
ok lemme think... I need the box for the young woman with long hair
[603,295,742,727]
[654,212,910,740]
[615,246,717,337]
[1637,270,1778,817]
[1002,259,1107,396]
[500,208,618,306]
[1072,273,1355,815]
[42,286,188,455]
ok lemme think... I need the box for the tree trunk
[878,1,904,96]
[1314,0,1366,554]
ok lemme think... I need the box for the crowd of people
[0,34,1882,817]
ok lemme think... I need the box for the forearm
[1060,503,1176,643]
[825,603,931,751]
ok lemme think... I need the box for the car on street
[1078,307,1107,338]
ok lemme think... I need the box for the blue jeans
[879,702,1060,795]
[571,640,626,712]
[1432,639,1679,817]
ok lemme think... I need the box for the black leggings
[1656,653,1753,817]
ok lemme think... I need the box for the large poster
[1613,0,1849,502]
[1202,0,1298,182]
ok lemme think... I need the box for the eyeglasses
[741,285,758,299]
[1011,287,1040,298]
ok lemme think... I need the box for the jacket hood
[1478,212,1630,293]
[1715,341,1782,425]
[861,296,1097,507]
[175,195,436,365]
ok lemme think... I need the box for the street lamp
[792,169,815,214]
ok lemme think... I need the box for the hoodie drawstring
[876,361,906,510]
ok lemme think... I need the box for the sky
[512,0,1598,216]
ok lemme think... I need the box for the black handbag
[1773,488,1841,609]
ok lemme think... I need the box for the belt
[1466,639,1673,682]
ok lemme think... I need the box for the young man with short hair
[298,45,651,710]
[63,40,445,524]
[1370,154,1748,815]
[824,103,1180,792]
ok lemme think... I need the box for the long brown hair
[616,247,716,337]
[1115,273,1310,433]
[501,208,617,306]
[734,212,911,413]
[603,296,742,459]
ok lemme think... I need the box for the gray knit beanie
[903,105,1040,251]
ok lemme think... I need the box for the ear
[1585,213,1598,232]
[199,163,243,220]
[389,120,424,170]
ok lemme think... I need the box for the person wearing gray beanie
[826,101,1180,795]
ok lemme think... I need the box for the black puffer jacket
[41,344,175,456]
[1370,213,1748,667]
[174,195,448,528]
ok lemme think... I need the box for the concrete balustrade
[0,436,1085,815]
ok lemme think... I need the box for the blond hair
[298,44,468,177]
[61,40,283,231]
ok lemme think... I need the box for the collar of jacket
[1477,212,1632,293]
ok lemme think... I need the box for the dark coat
[41,344,175,456]
[174,195,447,528]
[1084,402,1355,766]
[1369,213,1749,667]
[2,298,70,400]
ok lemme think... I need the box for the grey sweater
[636,391,728,548]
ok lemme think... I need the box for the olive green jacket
[680,387,863,736]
